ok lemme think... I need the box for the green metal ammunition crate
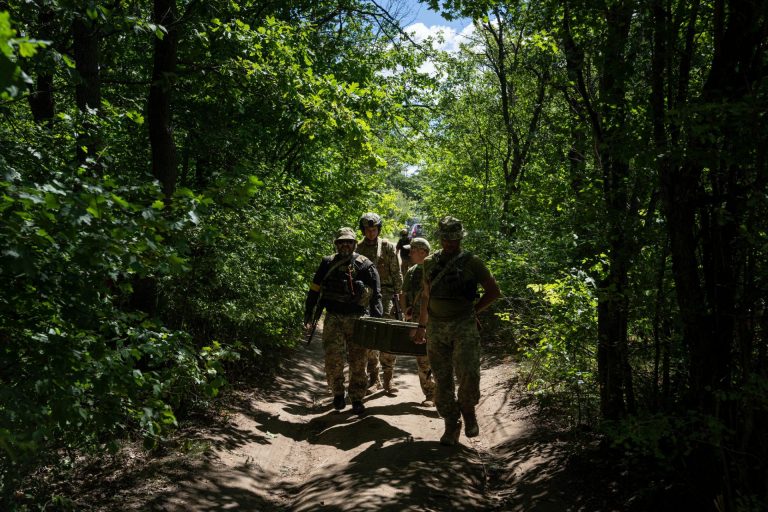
[352,317,427,356]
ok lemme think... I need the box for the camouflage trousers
[415,354,435,400]
[367,290,397,383]
[411,312,435,400]
[426,315,481,422]
[323,312,369,402]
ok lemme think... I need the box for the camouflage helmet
[358,212,383,233]
[334,227,357,243]
[437,216,466,240]
[400,228,409,237]
[404,237,431,252]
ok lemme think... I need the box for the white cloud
[404,21,475,54]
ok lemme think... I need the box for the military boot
[439,418,462,446]
[383,377,399,395]
[368,372,381,391]
[383,368,398,394]
[461,407,479,438]
[352,400,366,415]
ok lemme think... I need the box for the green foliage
[515,270,599,425]
[160,177,317,364]
[0,167,231,495]
[2,4,420,501]
[0,11,47,99]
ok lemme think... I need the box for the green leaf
[111,193,130,209]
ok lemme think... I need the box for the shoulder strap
[376,238,382,263]
[320,255,353,285]
[430,251,468,289]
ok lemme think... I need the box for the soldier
[304,227,383,415]
[396,228,412,276]
[414,216,501,445]
[356,212,403,394]
[399,237,436,406]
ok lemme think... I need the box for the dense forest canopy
[1,0,766,510]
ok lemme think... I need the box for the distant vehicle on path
[409,223,424,238]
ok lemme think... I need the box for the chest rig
[322,254,366,304]
[429,250,477,301]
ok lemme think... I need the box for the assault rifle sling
[306,254,354,344]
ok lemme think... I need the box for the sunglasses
[336,240,355,245]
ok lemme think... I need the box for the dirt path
[104,326,586,511]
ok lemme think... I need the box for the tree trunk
[595,0,636,420]
[72,13,101,163]
[483,8,548,235]
[148,0,179,198]
[29,74,54,125]
[658,0,768,506]
[28,6,55,125]
[596,265,629,419]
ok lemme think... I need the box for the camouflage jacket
[402,263,424,314]
[356,237,403,294]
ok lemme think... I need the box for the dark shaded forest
[1,0,766,510]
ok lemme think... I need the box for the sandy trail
[124,326,576,511]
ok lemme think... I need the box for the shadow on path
[78,323,642,511]
[291,440,490,511]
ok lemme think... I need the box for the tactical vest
[322,254,371,306]
[429,250,477,301]
[357,238,396,288]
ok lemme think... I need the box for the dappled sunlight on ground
[66,323,631,511]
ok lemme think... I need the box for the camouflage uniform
[419,216,497,445]
[304,228,383,411]
[425,315,481,421]
[357,235,403,390]
[322,313,369,402]
[402,262,435,401]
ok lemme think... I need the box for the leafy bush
[0,168,231,497]
[514,269,600,425]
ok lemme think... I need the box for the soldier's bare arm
[475,276,501,314]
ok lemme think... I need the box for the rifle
[306,290,324,345]
[346,264,356,299]
[392,293,403,321]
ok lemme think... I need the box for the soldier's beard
[441,239,460,255]
[336,245,354,256]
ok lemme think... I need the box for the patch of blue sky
[394,0,475,55]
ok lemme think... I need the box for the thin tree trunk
[652,238,669,408]
[28,6,55,125]
[660,0,768,506]
[148,0,179,198]
[29,74,54,125]
[596,0,636,420]
[72,13,101,163]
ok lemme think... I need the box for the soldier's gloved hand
[354,280,366,296]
